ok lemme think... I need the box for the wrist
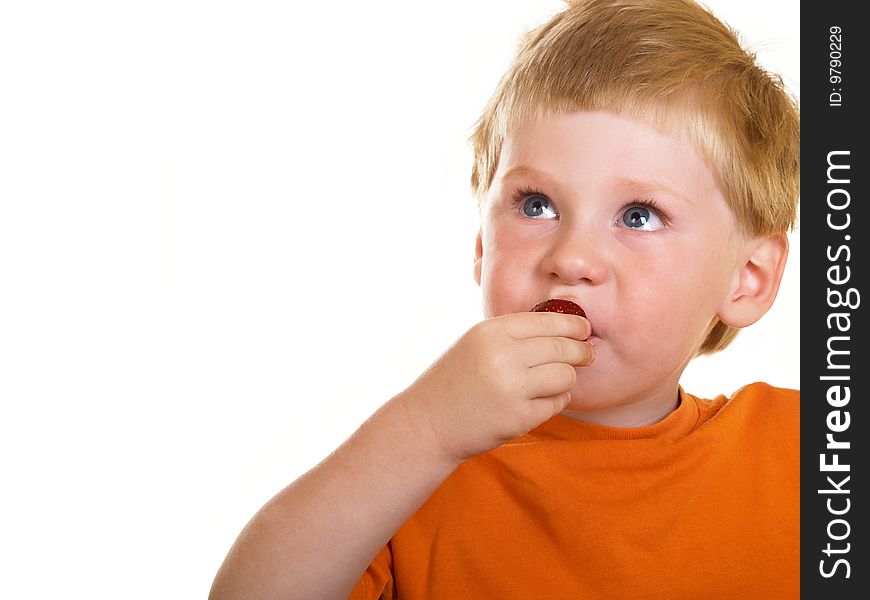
[388,390,465,472]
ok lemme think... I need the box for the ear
[717,234,789,328]
[473,228,483,287]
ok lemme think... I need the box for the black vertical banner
[802,2,868,597]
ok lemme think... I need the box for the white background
[0,1,798,597]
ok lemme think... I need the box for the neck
[559,387,681,428]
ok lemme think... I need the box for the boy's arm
[209,312,592,600]
[208,391,459,600]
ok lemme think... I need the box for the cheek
[612,261,714,344]
[603,298,701,380]
[480,234,539,316]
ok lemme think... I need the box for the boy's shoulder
[692,381,799,434]
[696,381,799,407]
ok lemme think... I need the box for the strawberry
[530,298,586,317]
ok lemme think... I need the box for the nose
[540,224,609,285]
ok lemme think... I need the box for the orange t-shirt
[350,382,799,599]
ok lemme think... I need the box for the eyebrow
[614,177,693,205]
[500,165,557,185]
[500,165,692,205]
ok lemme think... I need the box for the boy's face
[475,110,746,424]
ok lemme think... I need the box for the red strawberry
[530,298,586,317]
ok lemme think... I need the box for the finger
[503,311,591,341]
[526,362,578,398]
[527,391,572,422]
[520,336,594,367]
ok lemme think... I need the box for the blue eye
[512,190,558,219]
[523,196,556,218]
[619,203,666,231]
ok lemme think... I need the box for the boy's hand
[399,312,593,465]
[210,311,591,600]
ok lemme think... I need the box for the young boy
[210,0,800,597]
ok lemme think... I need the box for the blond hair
[468,0,800,354]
